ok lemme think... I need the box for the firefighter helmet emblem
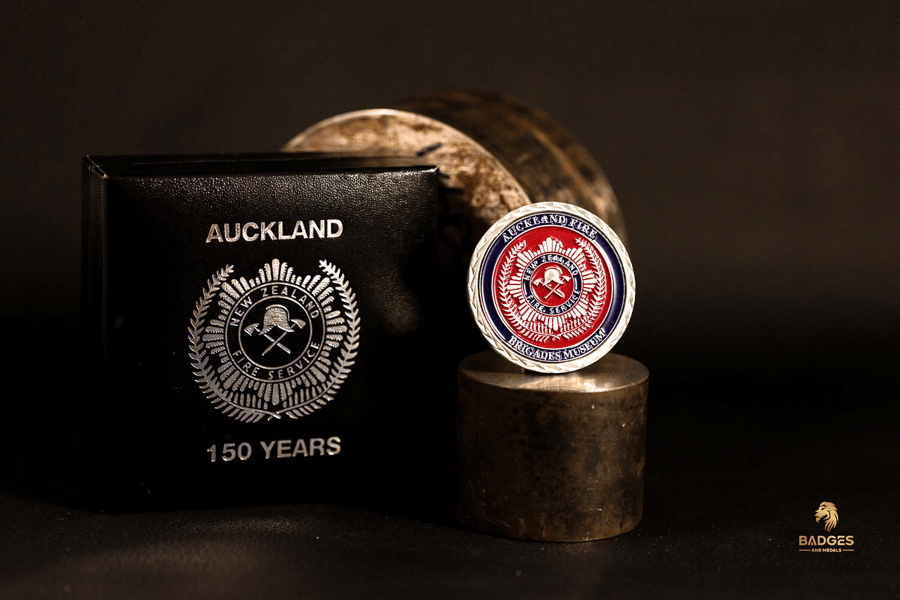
[243,305,307,356]
[189,258,360,422]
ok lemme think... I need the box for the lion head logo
[814,501,838,532]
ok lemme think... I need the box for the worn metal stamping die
[285,90,628,274]
[286,91,631,362]
[456,351,648,542]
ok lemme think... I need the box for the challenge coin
[467,202,635,373]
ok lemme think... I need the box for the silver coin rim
[467,202,636,374]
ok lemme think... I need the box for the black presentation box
[82,153,440,511]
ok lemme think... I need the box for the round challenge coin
[467,202,635,373]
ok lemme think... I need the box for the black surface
[82,154,440,511]
[2,1,899,597]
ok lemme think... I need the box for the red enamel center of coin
[491,225,612,350]
[530,262,574,307]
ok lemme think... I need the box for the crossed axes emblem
[532,267,571,300]
[243,304,307,356]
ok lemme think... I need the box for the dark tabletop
[2,350,897,599]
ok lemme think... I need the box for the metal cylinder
[284,90,627,275]
[456,350,648,542]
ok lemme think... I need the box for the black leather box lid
[82,153,440,511]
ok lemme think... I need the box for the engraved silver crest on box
[188,258,360,422]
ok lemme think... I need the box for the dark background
[1,1,898,598]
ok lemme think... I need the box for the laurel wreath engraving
[498,238,606,343]
[188,260,359,422]
[316,260,361,410]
